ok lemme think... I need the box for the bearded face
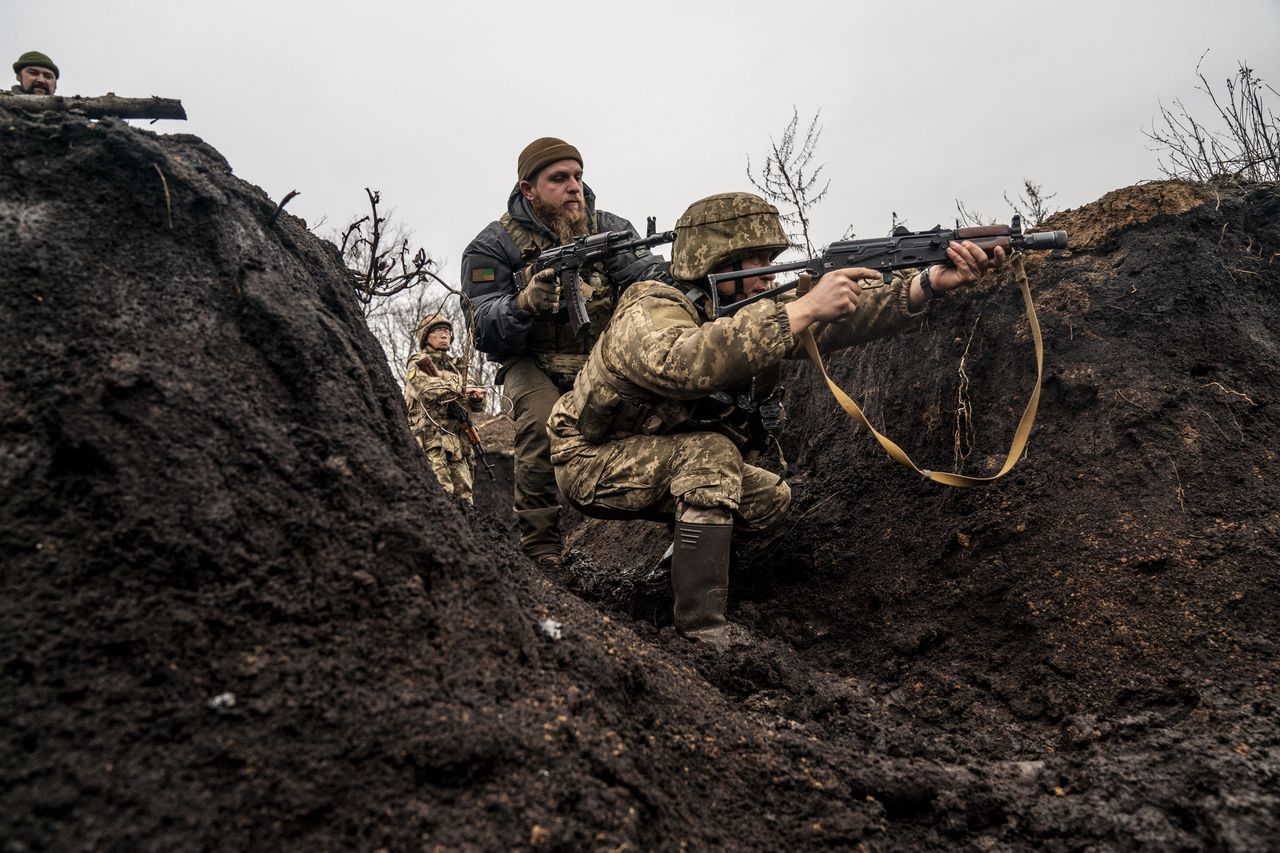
[530,189,589,244]
[520,158,588,244]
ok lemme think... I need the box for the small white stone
[207,692,236,711]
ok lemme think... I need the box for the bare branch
[267,190,300,227]
[333,192,500,403]
[1144,53,1280,182]
[1003,179,1058,227]
[342,189,440,314]
[747,107,832,256]
[0,91,187,120]
[954,198,991,228]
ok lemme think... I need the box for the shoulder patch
[471,267,496,283]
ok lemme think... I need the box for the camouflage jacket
[403,348,483,456]
[460,183,658,375]
[547,274,925,462]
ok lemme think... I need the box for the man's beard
[531,193,589,244]
[25,81,51,95]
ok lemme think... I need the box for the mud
[2,105,1276,851]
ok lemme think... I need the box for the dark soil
[2,105,1277,851]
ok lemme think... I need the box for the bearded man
[12,51,58,95]
[461,137,658,570]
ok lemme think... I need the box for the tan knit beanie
[517,137,582,182]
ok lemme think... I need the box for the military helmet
[415,312,453,348]
[670,192,790,282]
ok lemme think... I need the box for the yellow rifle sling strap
[799,254,1042,488]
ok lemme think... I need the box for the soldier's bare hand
[929,241,1006,293]
[516,268,560,316]
[785,267,876,334]
[466,386,486,402]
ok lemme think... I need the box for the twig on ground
[1114,390,1149,411]
[268,190,300,227]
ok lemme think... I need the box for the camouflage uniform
[548,193,924,528]
[404,316,484,504]
[461,156,657,561]
[547,193,927,642]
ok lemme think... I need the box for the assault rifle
[711,215,1068,317]
[416,355,495,480]
[523,226,676,334]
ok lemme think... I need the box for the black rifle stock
[523,229,676,334]
[710,215,1067,317]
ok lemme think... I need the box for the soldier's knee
[669,433,746,515]
[699,432,744,466]
[740,477,790,532]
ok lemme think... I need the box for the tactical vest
[499,212,618,376]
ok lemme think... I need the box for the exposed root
[152,164,171,231]
[1201,381,1255,406]
[952,315,981,470]
[1171,457,1186,512]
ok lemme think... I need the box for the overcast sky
[8,1,1280,277]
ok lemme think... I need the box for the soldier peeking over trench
[12,51,58,96]
[547,193,1004,647]
[403,314,487,505]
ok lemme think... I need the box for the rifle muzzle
[1021,230,1069,250]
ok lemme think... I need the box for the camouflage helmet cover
[415,312,453,347]
[670,192,790,282]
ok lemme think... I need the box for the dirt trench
[1,106,1276,851]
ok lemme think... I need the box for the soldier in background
[461,137,658,570]
[404,314,487,505]
[12,51,58,95]
[548,193,1004,646]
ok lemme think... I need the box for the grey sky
[8,0,1280,278]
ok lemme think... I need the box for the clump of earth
[3,104,1276,850]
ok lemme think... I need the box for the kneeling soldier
[548,193,1003,645]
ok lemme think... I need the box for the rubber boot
[670,521,733,643]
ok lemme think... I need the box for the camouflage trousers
[414,425,475,504]
[554,430,791,531]
[425,446,474,504]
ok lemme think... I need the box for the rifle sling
[799,253,1041,488]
